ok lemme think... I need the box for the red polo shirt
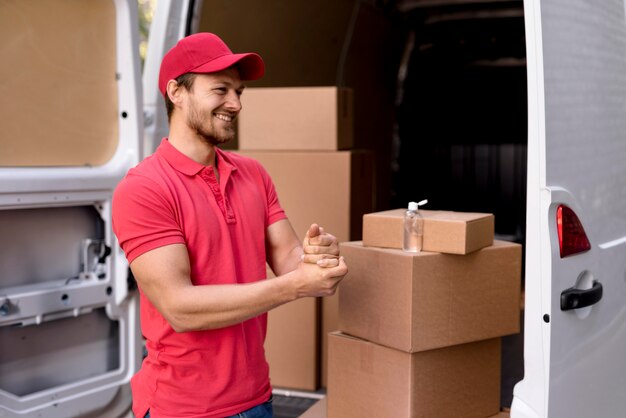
[112,138,286,418]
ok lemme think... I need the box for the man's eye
[236,90,243,97]
[215,87,227,94]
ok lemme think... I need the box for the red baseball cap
[158,32,265,96]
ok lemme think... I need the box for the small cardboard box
[241,151,374,389]
[328,332,501,418]
[363,209,494,254]
[339,241,521,353]
[238,87,353,151]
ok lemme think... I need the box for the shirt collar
[156,138,237,176]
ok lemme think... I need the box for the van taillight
[557,205,591,258]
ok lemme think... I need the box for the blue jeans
[144,397,273,418]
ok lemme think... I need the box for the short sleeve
[253,161,287,227]
[112,174,185,264]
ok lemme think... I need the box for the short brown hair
[164,73,198,121]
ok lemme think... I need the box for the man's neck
[167,131,217,168]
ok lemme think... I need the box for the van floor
[118,395,317,417]
[273,394,318,418]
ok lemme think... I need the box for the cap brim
[191,52,265,81]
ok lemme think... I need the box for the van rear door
[0,1,142,416]
[513,0,626,417]
[142,0,199,156]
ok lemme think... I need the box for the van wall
[0,0,119,167]
[394,1,527,242]
[199,0,527,241]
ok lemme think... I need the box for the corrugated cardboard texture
[239,151,374,389]
[239,87,353,150]
[320,289,339,388]
[0,0,118,166]
[264,262,320,390]
[238,151,374,242]
[265,294,320,390]
[363,209,494,254]
[328,332,501,418]
[339,241,521,353]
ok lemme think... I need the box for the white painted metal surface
[513,0,626,416]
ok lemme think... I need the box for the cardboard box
[320,291,339,387]
[363,209,495,254]
[240,151,374,389]
[265,294,320,390]
[238,87,353,151]
[339,240,521,353]
[328,332,501,418]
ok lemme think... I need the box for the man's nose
[224,91,242,112]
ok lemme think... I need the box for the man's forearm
[271,244,304,276]
[130,242,331,333]
[164,272,298,332]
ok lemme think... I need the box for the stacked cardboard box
[328,209,521,417]
[237,88,374,390]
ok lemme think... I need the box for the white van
[1,0,624,417]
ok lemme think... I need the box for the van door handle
[561,281,603,311]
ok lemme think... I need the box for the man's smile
[214,113,234,122]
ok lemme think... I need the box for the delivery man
[112,32,347,418]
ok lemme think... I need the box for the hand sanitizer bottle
[403,200,427,253]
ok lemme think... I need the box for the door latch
[561,280,603,311]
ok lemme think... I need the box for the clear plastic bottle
[403,200,427,253]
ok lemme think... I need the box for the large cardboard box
[339,240,521,353]
[238,87,353,151]
[238,151,374,243]
[320,289,339,387]
[328,332,501,418]
[265,293,320,390]
[239,151,374,389]
[363,208,495,254]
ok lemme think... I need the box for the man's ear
[166,79,184,105]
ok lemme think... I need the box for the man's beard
[187,104,235,146]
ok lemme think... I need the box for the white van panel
[514,0,626,417]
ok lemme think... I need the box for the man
[112,32,347,418]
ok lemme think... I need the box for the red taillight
[557,205,591,258]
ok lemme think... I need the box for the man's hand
[291,256,348,298]
[302,223,340,267]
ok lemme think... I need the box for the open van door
[142,0,201,156]
[0,1,142,416]
[513,0,626,417]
